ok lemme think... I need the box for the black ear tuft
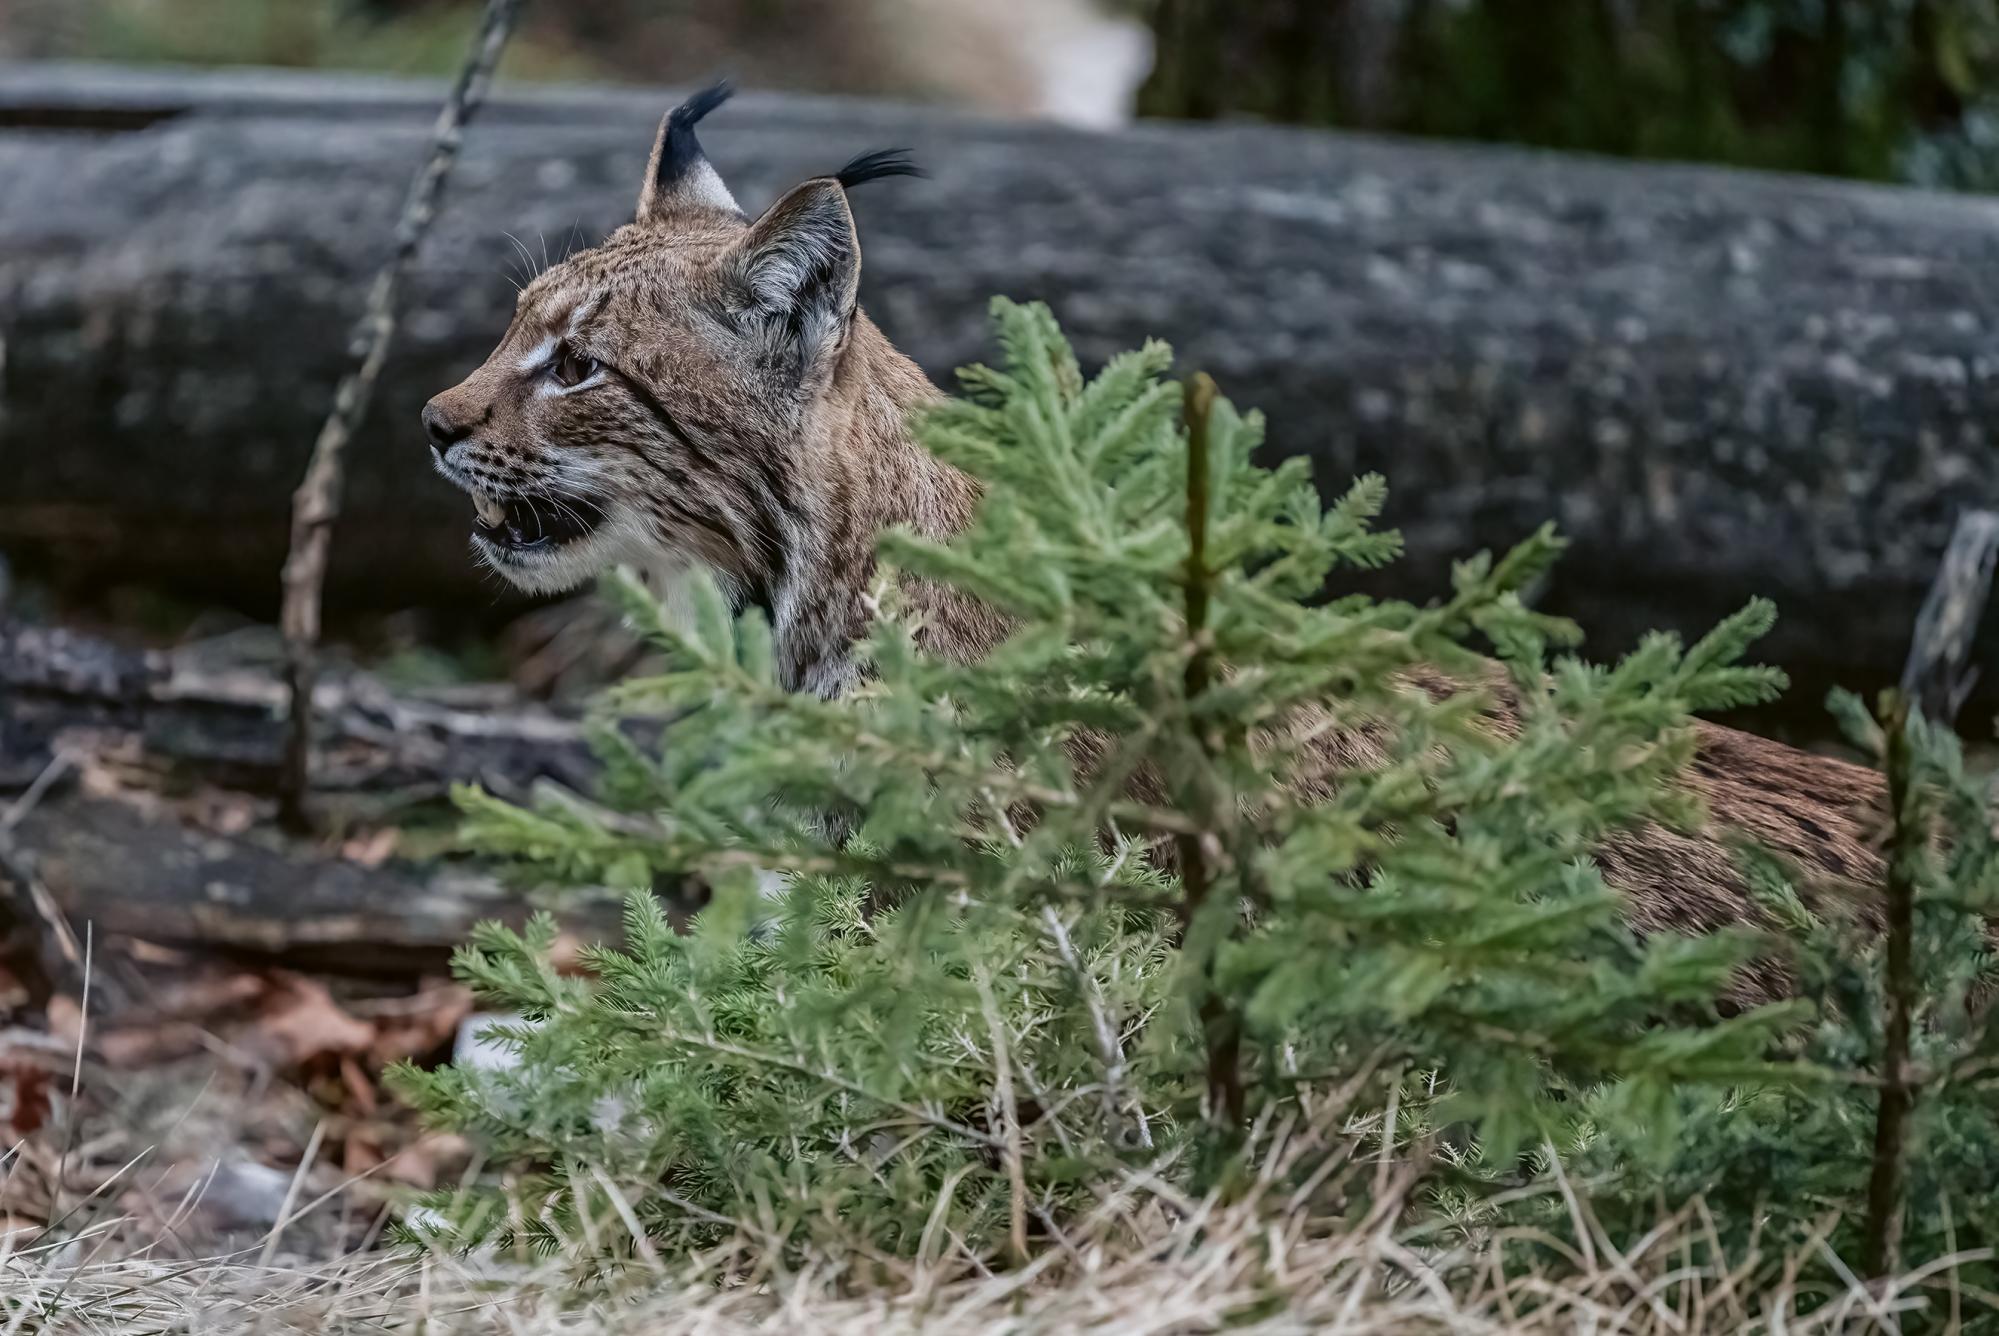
[835,148,924,190]
[670,79,735,133]
[655,79,735,191]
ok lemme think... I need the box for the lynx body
[423,86,1885,998]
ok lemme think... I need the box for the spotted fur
[424,88,1888,996]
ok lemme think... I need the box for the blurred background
[9,0,1999,176]
[6,0,1999,723]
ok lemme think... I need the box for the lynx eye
[550,344,600,388]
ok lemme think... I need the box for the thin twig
[1040,906,1137,1147]
[1175,372,1243,1128]
[0,751,74,838]
[1862,689,1918,1280]
[44,925,91,1251]
[0,834,87,1000]
[278,0,525,831]
[974,966,1030,1265]
[258,1119,326,1268]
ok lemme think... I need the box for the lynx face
[422,83,920,609]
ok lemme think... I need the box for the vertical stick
[1862,687,1919,1279]
[1175,372,1243,1128]
[278,0,526,831]
[975,965,1029,1265]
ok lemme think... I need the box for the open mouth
[469,490,606,556]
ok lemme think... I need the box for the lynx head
[422,82,922,606]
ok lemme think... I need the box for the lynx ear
[723,151,922,380]
[637,81,739,222]
[724,178,863,378]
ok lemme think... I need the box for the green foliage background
[1141,0,1999,189]
[12,2,1997,188]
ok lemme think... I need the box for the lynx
[423,85,1885,995]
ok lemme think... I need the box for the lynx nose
[422,399,472,450]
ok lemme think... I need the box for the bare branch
[278,0,526,830]
[1900,509,1999,728]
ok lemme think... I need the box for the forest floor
[0,588,1980,1333]
[2,1074,1967,1335]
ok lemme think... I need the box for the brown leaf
[0,1029,78,1138]
[380,1132,471,1190]
[242,973,375,1070]
[342,1130,384,1177]
[0,1060,52,1140]
[339,1055,379,1115]
[93,1021,209,1068]
[134,971,266,1023]
[549,933,590,976]
[363,982,475,1067]
[43,994,84,1049]
[339,827,400,869]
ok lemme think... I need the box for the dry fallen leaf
[339,1054,379,1115]
[93,1020,210,1068]
[0,1029,76,1144]
[141,971,266,1021]
[339,827,401,869]
[0,1058,52,1140]
[246,973,376,1070]
[43,993,84,1049]
[343,1129,384,1177]
[379,1131,471,1190]
[360,980,475,1067]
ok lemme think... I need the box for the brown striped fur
[422,90,1887,1000]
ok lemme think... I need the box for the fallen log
[0,620,596,799]
[5,63,1999,712]
[0,617,623,974]
[6,795,626,977]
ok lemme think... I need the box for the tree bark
[0,619,596,800]
[0,616,625,974]
[6,63,1999,710]
[8,795,627,976]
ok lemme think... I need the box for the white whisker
[501,231,538,289]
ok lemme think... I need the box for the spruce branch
[652,1030,1006,1153]
[278,0,524,831]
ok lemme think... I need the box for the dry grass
[3,1026,1990,1334]
[4,1157,1992,1335]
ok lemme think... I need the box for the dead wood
[1,618,624,973]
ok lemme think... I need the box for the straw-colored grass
[5,1147,1991,1335]
[4,1032,1991,1334]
